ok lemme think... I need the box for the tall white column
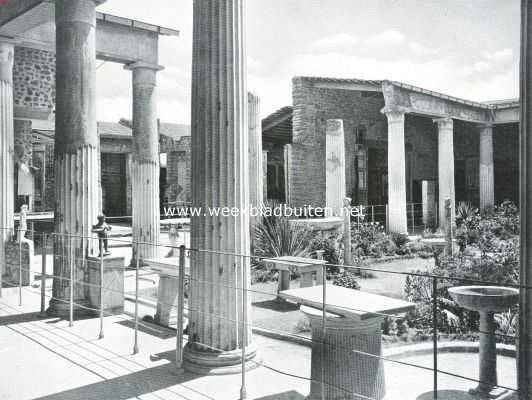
[326,119,346,217]
[248,92,263,225]
[383,108,408,234]
[479,123,494,210]
[0,40,15,280]
[184,0,256,374]
[125,63,163,263]
[50,0,102,315]
[435,117,455,231]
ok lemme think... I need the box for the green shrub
[391,232,410,248]
[333,270,360,290]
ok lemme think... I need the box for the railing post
[41,232,47,315]
[385,204,389,233]
[240,253,247,400]
[432,276,438,399]
[371,205,375,224]
[0,228,3,298]
[18,228,22,306]
[176,245,186,372]
[321,258,327,400]
[133,241,140,354]
[410,203,415,233]
[69,235,74,327]
[98,240,104,339]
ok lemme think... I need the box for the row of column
[383,107,495,234]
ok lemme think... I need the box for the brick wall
[13,47,55,111]
[291,77,387,206]
[285,143,325,208]
[166,150,191,204]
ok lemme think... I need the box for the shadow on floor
[0,311,47,326]
[116,318,175,339]
[417,390,475,400]
[254,391,306,400]
[252,299,300,313]
[33,363,200,400]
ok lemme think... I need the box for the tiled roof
[97,121,133,137]
[295,76,383,86]
[159,123,191,140]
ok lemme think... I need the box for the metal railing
[0,225,526,400]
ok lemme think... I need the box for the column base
[47,297,92,318]
[183,341,259,375]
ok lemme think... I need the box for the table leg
[277,270,290,294]
[300,271,313,288]
[316,268,324,287]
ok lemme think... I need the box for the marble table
[265,256,327,295]
[280,285,415,400]
[144,257,190,326]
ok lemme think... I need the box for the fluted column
[0,40,15,281]
[184,0,256,374]
[49,0,102,315]
[126,63,163,263]
[326,119,346,217]
[383,108,408,234]
[435,117,455,231]
[479,123,494,211]
[248,92,263,232]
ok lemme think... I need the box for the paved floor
[0,286,518,400]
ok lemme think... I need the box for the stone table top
[144,257,190,277]
[280,284,415,321]
[265,256,327,267]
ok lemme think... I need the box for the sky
[96,0,520,124]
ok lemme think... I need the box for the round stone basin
[448,286,519,313]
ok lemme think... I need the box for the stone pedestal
[479,124,495,211]
[183,0,256,375]
[155,275,179,326]
[87,256,125,314]
[383,108,408,234]
[50,0,101,316]
[0,40,15,280]
[435,117,455,232]
[126,63,163,264]
[4,239,33,287]
[302,305,385,400]
[422,180,437,227]
[326,120,346,217]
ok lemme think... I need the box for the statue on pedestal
[92,214,112,257]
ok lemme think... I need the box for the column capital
[433,117,453,130]
[381,106,409,123]
[124,61,165,72]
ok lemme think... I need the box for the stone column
[422,180,437,227]
[479,123,495,211]
[0,39,15,281]
[326,119,346,217]
[435,117,455,232]
[183,0,256,374]
[383,108,408,234]
[519,1,532,397]
[262,150,268,202]
[248,92,263,232]
[125,63,163,264]
[49,0,103,315]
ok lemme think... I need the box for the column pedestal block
[302,305,385,400]
[87,255,125,315]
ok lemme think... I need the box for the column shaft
[325,119,346,217]
[383,109,407,234]
[519,1,532,397]
[127,65,161,263]
[0,41,14,279]
[50,0,101,315]
[248,92,263,231]
[184,0,255,374]
[479,124,494,210]
[435,117,455,231]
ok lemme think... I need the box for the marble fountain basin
[448,286,519,313]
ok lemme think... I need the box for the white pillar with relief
[0,39,15,280]
[479,123,495,211]
[382,107,408,234]
[434,117,455,231]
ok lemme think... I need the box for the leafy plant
[333,270,360,290]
